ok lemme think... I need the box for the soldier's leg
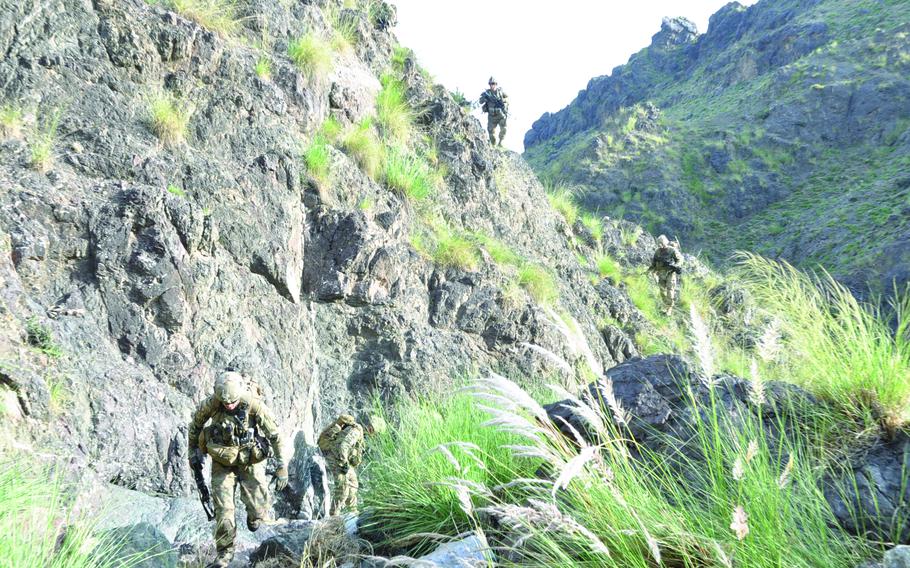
[657,273,671,308]
[210,462,237,565]
[668,273,679,308]
[344,469,359,512]
[497,115,507,146]
[238,462,271,531]
[487,115,496,145]
[330,470,349,515]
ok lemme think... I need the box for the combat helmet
[657,234,670,247]
[215,371,247,405]
[362,414,387,435]
[488,76,497,85]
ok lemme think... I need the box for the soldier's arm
[251,399,285,466]
[187,396,219,452]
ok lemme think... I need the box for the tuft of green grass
[545,183,579,226]
[0,105,23,139]
[0,458,151,567]
[29,110,60,173]
[376,73,414,144]
[167,184,187,198]
[254,56,271,80]
[735,252,910,429]
[434,232,479,271]
[358,197,373,211]
[580,212,604,242]
[383,148,433,201]
[303,133,332,189]
[360,393,538,554]
[149,92,190,147]
[320,116,343,143]
[341,118,383,179]
[596,253,622,281]
[623,271,665,324]
[327,6,360,52]
[25,317,62,358]
[473,233,521,267]
[390,45,412,71]
[517,264,558,305]
[169,0,239,35]
[288,34,333,80]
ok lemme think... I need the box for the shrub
[25,317,62,358]
[288,34,333,80]
[359,393,538,554]
[303,133,332,188]
[29,110,60,173]
[735,253,910,429]
[518,264,558,305]
[0,105,23,139]
[254,56,271,80]
[376,73,413,144]
[169,0,239,35]
[341,118,382,179]
[383,148,432,201]
[545,183,579,226]
[149,92,190,146]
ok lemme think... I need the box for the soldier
[188,372,288,568]
[649,235,684,315]
[479,77,508,146]
[317,414,386,516]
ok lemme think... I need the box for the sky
[392,0,759,152]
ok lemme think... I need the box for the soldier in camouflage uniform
[649,235,684,315]
[479,77,508,146]
[188,372,288,568]
[317,414,386,515]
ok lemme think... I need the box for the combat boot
[207,548,234,568]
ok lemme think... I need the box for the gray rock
[886,546,910,568]
[415,535,493,568]
[99,522,177,568]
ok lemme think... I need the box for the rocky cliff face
[0,0,660,542]
[524,0,910,294]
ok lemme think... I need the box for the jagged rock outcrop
[524,0,910,294]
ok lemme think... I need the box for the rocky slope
[524,0,910,294]
[0,0,673,560]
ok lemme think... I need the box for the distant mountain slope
[524,0,910,293]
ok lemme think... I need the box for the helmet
[657,235,669,247]
[488,76,497,85]
[215,371,246,405]
[363,414,387,435]
[336,414,357,427]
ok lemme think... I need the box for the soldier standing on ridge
[188,371,288,568]
[649,235,684,315]
[479,76,509,146]
[318,413,386,516]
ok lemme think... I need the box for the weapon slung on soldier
[190,456,216,521]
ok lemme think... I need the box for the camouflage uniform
[649,237,684,313]
[479,86,508,146]
[317,415,365,516]
[188,375,285,567]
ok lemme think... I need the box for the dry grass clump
[149,91,190,146]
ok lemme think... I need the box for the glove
[274,466,288,491]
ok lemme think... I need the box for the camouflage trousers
[657,271,679,310]
[487,111,507,145]
[329,467,358,515]
[211,460,270,553]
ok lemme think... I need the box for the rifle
[190,454,216,521]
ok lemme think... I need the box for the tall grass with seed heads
[360,393,538,554]
[735,252,910,428]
